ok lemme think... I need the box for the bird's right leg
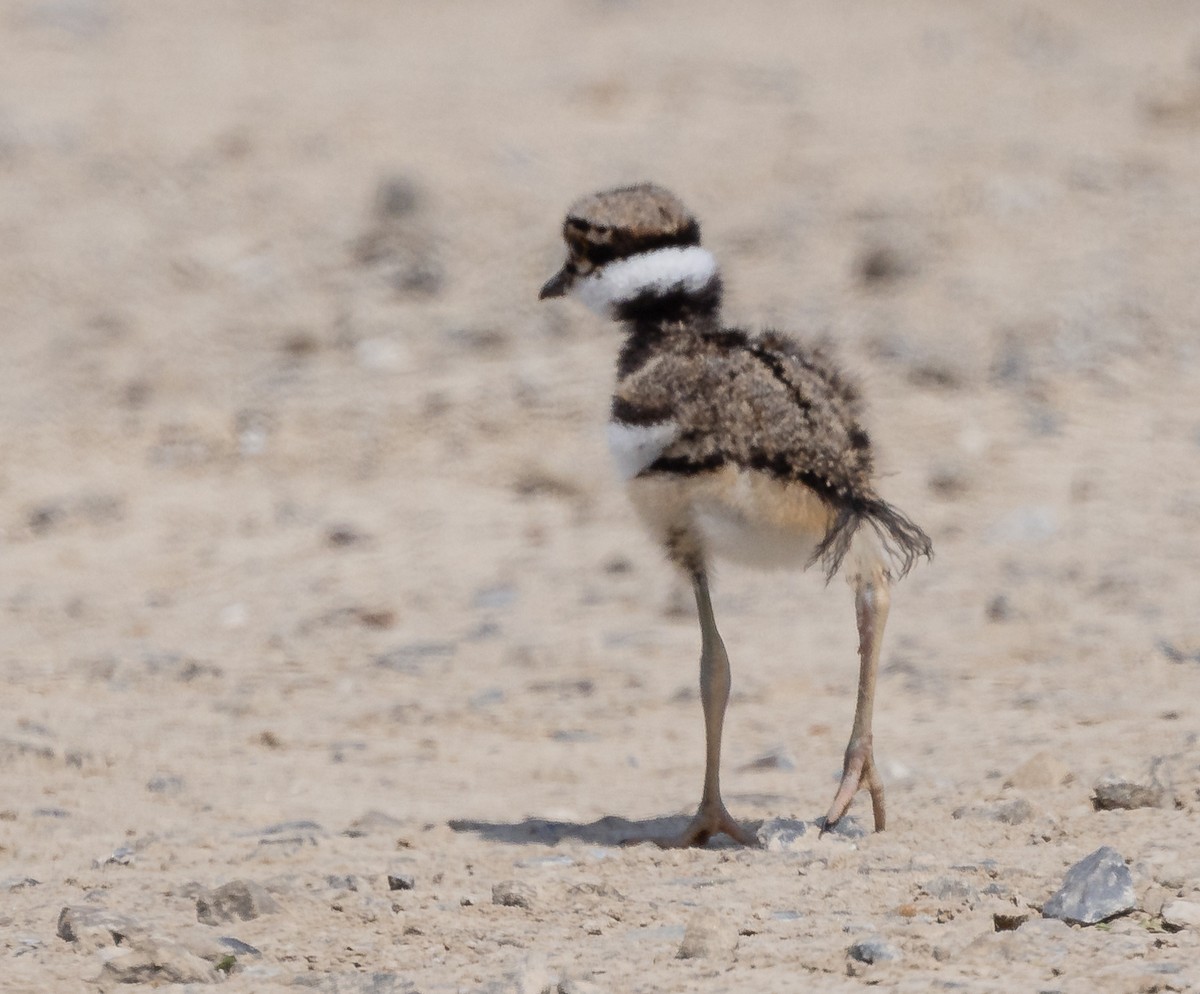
[823,570,890,832]
[658,569,757,848]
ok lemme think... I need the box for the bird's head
[539,183,720,319]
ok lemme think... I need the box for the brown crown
[562,184,701,268]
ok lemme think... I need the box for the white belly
[693,502,821,569]
[625,465,841,572]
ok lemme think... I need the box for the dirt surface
[3,1,1200,991]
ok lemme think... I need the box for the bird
[538,183,931,847]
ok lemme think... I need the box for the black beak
[538,264,573,300]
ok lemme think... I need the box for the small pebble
[146,774,185,795]
[848,936,901,964]
[993,911,1030,931]
[217,936,262,957]
[56,906,141,946]
[374,642,456,673]
[1157,638,1200,665]
[986,593,1014,622]
[921,875,979,904]
[196,880,280,925]
[1092,774,1165,811]
[387,874,415,892]
[857,244,914,284]
[492,880,537,909]
[740,746,797,772]
[257,819,324,847]
[756,817,812,852]
[97,845,136,867]
[952,797,1035,825]
[817,815,868,839]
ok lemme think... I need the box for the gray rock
[56,905,142,947]
[921,875,980,904]
[96,844,137,867]
[258,818,323,847]
[1092,774,1165,811]
[99,936,219,985]
[196,880,280,925]
[816,815,868,839]
[756,817,813,851]
[327,874,361,892]
[676,908,738,960]
[174,926,263,964]
[848,936,901,964]
[218,936,262,957]
[32,806,70,818]
[1161,899,1200,930]
[259,818,324,836]
[740,746,797,772]
[387,873,415,891]
[374,641,455,673]
[492,879,537,909]
[985,592,1014,621]
[857,243,917,284]
[1042,846,1135,925]
[1156,638,1200,665]
[146,773,185,795]
[0,738,55,761]
[2,876,39,891]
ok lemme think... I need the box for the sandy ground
[3,0,1200,990]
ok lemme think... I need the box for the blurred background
[4,1,1200,988]
[2,0,1199,852]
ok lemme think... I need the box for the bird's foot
[654,800,759,849]
[823,738,886,834]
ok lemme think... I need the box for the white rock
[1162,900,1200,930]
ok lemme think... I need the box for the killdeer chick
[538,183,931,846]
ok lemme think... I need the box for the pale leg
[660,570,757,847]
[824,573,891,832]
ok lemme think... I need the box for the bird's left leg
[823,570,890,832]
[659,569,758,848]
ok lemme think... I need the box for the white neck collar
[574,246,719,316]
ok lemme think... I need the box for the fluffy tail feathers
[811,495,932,582]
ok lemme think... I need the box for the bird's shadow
[447,809,860,848]
[448,814,756,848]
